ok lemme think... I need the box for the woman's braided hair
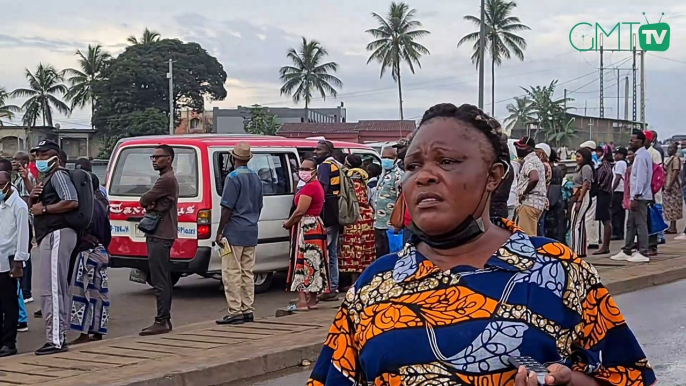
[415,103,506,164]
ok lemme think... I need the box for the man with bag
[374,147,404,258]
[139,145,179,336]
[215,142,263,325]
[28,140,79,355]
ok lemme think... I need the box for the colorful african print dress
[70,245,110,335]
[340,171,376,274]
[308,219,656,386]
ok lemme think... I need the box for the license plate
[129,269,148,284]
[134,224,145,238]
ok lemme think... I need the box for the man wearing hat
[392,138,409,170]
[28,140,79,354]
[513,137,547,235]
[216,142,264,325]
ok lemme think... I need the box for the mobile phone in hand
[507,356,548,385]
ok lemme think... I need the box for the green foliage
[92,38,227,137]
[11,63,70,127]
[243,105,281,136]
[0,87,20,125]
[520,80,575,146]
[97,108,168,158]
[279,38,342,109]
[63,44,111,124]
[366,2,430,119]
[458,0,530,114]
[127,28,161,45]
[504,96,534,133]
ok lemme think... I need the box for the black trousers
[0,272,19,349]
[375,228,390,258]
[611,192,626,239]
[147,237,174,323]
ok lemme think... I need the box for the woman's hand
[282,220,292,229]
[514,364,573,386]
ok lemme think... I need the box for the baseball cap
[616,147,628,157]
[515,137,535,149]
[644,130,655,142]
[31,140,60,153]
[392,139,409,149]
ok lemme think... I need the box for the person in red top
[283,158,327,311]
[27,152,39,180]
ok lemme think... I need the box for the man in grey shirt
[216,142,264,325]
[612,131,653,263]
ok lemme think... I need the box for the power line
[648,53,686,65]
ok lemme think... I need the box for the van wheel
[254,272,273,294]
[146,273,182,287]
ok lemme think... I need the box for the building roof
[278,120,416,134]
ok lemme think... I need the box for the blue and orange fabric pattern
[307,219,656,386]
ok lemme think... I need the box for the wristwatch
[42,207,47,214]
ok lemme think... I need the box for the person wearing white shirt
[611,148,628,240]
[0,171,29,357]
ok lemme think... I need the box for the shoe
[216,314,245,325]
[0,346,17,357]
[24,297,33,304]
[34,310,42,318]
[318,292,339,302]
[658,239,666,245]
[587,244,600,250]
[628,252,650,263]
[675,234,686,241]
[17,322,28,332]
[139,322,171,336]
[35,343,68,356]
[167,320,173,331]
[610,251,632,261]
[243,313,254,323]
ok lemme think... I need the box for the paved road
[18,258,292,354]
[252,279,686,385]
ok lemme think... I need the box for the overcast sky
[0,0,684,137]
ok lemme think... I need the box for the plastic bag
[387,229,404,254]
[648,205,668,235]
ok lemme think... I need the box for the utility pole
[632,35,637,127]
[624,76,629,121]
[477,0,486,110]
[640,50,646,129]
[564,89,568,110]
[584,100,587,116]
[617,68,621,120]
[599,37,604,118]
[588,118,594,140]
[167,59,174,135]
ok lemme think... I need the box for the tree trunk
[491,56,495,117]
[304,99,309,123]
[397,65,404,121]
[91,102,95,130]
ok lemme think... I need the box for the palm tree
[458,0,530,116]
[63,45,111,127]
[11,64,70,127]
[127,28,161,45]
[503,96,534,133]
[279,37,343,115]
[0,87,21,126]
[521,80,573,142]
[366,2,430,121]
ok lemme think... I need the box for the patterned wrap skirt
[287,215,330,293]
[70,245,110,335]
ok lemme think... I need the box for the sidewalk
[3,239,686,386]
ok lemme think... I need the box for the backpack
[589,167,599,198]
[651,163,666,194]
[61,169,95,232]
[336,162,360,226]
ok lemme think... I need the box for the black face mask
[516,148,529,159]
[407,173,492,250]
[315,154,328,164]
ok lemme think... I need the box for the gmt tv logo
[570,13,670,52]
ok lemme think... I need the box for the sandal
[592,250,610,255]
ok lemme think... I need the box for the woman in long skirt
[283,158,328,311]
[339,155,375,286]
[69,245,110,343]
[570,148,595,257]
[664,142,683,233]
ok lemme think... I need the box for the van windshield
[109,146,198,197]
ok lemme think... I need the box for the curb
[605,266,686,295]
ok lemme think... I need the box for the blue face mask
[381,159,395,170]
[0,183,8,202]
[36,156,57,173]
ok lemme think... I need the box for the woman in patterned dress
[664,142,683,233]
[308,103,656,386]
[283,158,328,311]
[339,155,375,285]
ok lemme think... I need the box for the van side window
[214,152,292,196]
